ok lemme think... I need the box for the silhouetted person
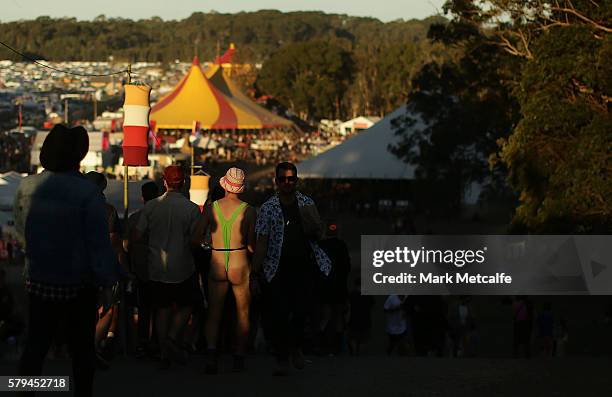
[513,296,533,358]
[124,181,160,356]
[537,302,554,357]
[14,124,119,396]
[384,295,407,355]
[347,278,374,356]
[134,165,202,369]
[252,162,330,375]
[316,221,351,355]
[85,171,124,366]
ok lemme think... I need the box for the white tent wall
[297,105,482,205]
[297,105,416,180]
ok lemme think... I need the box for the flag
[192,120,201,138]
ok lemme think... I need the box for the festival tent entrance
[150,56,293,131]
[297,105,416,179]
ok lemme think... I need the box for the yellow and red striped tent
[205,64,293,130]
[150,56,293,131]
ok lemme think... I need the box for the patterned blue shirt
[255,192,331,282]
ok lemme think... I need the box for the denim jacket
[13,171,120,287]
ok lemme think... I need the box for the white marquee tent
[298,106,416,180]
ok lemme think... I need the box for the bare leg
[95,307,113,348]
[156,307,171,360]
[168,306,192,341]
[231,282,251,355]
[205,278,229,350]
[108,304,119,334]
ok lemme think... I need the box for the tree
[392,0,611,231]
[0,11,444,120]
[495,3,612,232]
[390,0,521,213]
[256,41,354,120]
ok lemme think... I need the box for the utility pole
[93,95,97,120]
[123,63,131,220]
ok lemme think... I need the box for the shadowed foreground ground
[1,354,612,397]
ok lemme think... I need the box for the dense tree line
[0,11,447,119]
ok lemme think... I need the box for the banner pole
[123,63,132,220]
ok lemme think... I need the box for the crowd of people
[4,123,580,396]
[380,295,569,359]
[167,129,342,167]
[0,233,22,264]
[10,124,355,395]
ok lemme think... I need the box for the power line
[0,40,128,77]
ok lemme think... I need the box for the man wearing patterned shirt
[252,162,331,376]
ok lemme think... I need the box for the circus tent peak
[150,55,293,131]
[205,64,293,129]
[214,43,236,65]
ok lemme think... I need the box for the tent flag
[149,120,161,150]
[122,85,152,166]
[192,120,201,138]
[214,43,236,65]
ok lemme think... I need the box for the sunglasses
[276,176,298,183]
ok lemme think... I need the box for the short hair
[275,162,298,178]
[141,181,160,202]
[85,171,107,192]
[40,124,89,172]
[208,184,225,202]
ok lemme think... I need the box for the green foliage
[499,25,612,232]
[391,9,521,212]
[392,0,611,231]
[256,41,354,120]
[0,11,445,119]
[0,11,439,63]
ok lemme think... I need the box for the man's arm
[108,205,127,267]
[133,203,152,244]
[245,206,257,254]
[252,206,270,274]
[252,234,268,274]
[12,182,27,245]
[190,205,208,246]
[301,203,325,241]
[85,193,120,287]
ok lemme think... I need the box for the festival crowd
[5,124,573,396]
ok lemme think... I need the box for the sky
[3,0,446,23]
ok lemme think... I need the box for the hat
[219,167,245,194]
[40,124,89,172]
[163,165,184,188]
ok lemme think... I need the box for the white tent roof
[298,106,417,179]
